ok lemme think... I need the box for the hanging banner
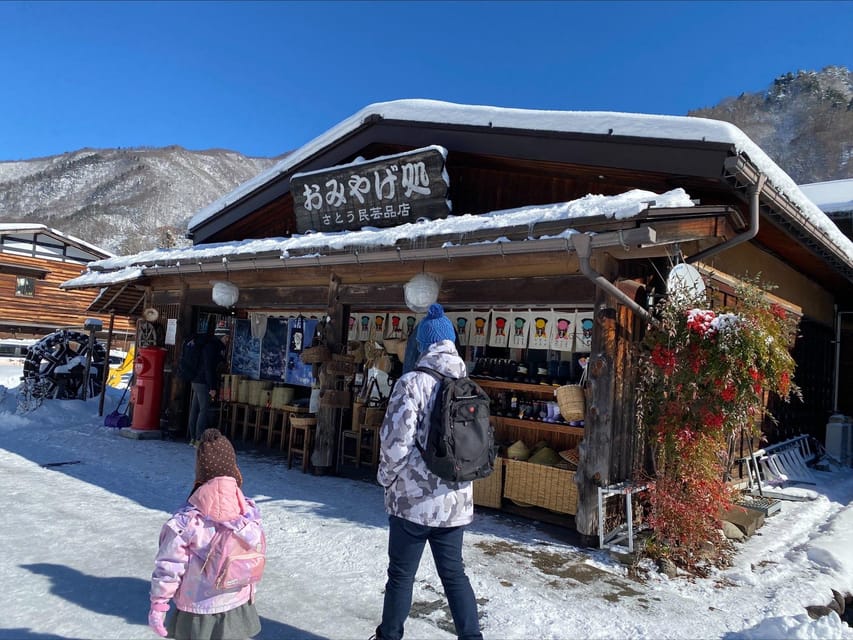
[285,317,318,387]
[468,311,490,348]
[232,318,261,379]
[527,311,554,350]
[550,310,576,352]
[347,314,359,342]
[487,310,511,348]
[354,313,372,342]
[260,317,289,381]
[401,313,421,339]
[445,310,473,346]
[369,313,387,343]
[384,313,406,340]
[574,310,595,352]
[507,311,531,349]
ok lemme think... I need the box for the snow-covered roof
[0,222,114,259]
[799,179,853,214]
[61,188,693,288]
[183,99,852,272]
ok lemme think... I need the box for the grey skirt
[167,601,261,640]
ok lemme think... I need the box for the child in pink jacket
[149,428,264,639]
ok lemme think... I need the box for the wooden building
[0,223,136,341]
[61,100,853,539]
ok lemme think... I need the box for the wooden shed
[0,223,136,342]
[61,100,853,539]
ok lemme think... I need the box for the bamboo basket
[473,457,503,509]
[554,385,585,422]
[290,415,317,429]
[229,375,243,403]
[236,379,250,404]
[221,374,231,401]
[301,345,331,364]
[503,459,578,514]
[270,386,295,409]
[325,359,356,375]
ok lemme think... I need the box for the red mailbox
[131,347,167,430]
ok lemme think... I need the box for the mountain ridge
[1,65,850,254]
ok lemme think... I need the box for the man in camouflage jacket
[374,303,483,640]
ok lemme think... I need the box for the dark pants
[188,382,211,440]
[379,515,482,640]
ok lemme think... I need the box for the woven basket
[290,415,317,429]
[301,345,331,364]
[503,459,578,514]
[473,457,503,509]
[325,359,356,375]
[555,385,585,422]
[319,388,352,408]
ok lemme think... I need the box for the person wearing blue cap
[373,303,483,640]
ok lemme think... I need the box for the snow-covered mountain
[0,146,280,253]
[690,65,853,184]
[1,65,850,253]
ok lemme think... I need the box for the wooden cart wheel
[138,321,159,348]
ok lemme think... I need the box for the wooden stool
[288,415,317,472]
[229,403,250,440]
[252,406,272,444]
[358,424,381,470]
[217,401,234,433]
[241,404,262,442]
[266,408,288,450]
[338,429,360,471]
[278,404,311,452]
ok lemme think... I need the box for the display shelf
[492,416,584,438]
[473,378,562,394]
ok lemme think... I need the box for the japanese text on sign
[291,146,450,234]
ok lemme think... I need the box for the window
[15,276,35,297]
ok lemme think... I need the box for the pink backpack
[201,522,266,593]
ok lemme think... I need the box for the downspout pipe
[834,309,853,413]
[571,233,659,329]
[687,173,766,265]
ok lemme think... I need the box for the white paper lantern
[404,273,440,313]
[212,280,240,308]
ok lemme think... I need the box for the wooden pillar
[312,274,344,471]
[575,254,619,541]
[167,282,193,434]
[98,310,116,416]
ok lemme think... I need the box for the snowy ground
[2,363,853,640]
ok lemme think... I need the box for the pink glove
[148,601,169,637]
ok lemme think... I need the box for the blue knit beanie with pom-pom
[416,303,456,351]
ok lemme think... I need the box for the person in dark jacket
[187,323,230,446]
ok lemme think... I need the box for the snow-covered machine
[22,329,106,399]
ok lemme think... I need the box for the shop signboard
[291,145,451,233]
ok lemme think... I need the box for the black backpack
[177,334,203,381]
[415,367,496,483]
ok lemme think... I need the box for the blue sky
[0,0,850,162]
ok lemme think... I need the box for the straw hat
[529,446,561,467]
[507,439,530,461]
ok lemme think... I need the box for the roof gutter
[687,171,766,265]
